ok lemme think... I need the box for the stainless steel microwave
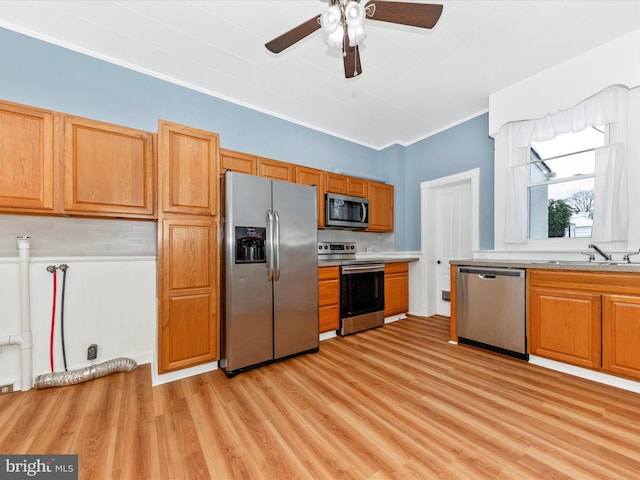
[325,193,369,229]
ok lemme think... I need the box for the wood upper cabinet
[0,100,57,213]
[318,266,340,333]
[62,115,155,217]
[220,148,257,176]
[602,294,640,381]
[367,181,394,232]
[296,165,324,228]
[158,216,218,373]
[385,262,409,317]
[325,172,368,198]
[347,177,367,198]
[325,172,348,194]
[257,156,295,182]
[158,120,219,216]
[529,286,602,369]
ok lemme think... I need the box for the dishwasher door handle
[478,274,496,279]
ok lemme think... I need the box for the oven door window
[341,270,384,317]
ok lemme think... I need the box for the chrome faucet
[587,243,612,261]
[623,249,640,263]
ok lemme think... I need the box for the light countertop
[449,258,640,273]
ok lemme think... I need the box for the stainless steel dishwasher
[456,266,527,360]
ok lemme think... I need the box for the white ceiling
[1,1,639,149]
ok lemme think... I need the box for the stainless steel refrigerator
[221,171,319,376]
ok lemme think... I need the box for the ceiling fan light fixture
[326,26,344,49]
[320,5,342,33]
[348,25,366,47]
[345,1,365,28]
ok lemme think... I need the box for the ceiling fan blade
[265,15,321,54]
[343,44,362,79]
[365,1,443,29]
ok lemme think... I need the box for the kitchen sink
[535,260,631,266]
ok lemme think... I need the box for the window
[499,84,628,246]
[527,126,605,239]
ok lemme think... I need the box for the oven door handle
[341,264,384,274]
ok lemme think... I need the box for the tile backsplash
[0,215,156,257]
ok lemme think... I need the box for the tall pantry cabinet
[157,121,220,373]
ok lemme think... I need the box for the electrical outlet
[0,384,13,395]
[87,344,98,360]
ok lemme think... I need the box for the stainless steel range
[318,241,385,336]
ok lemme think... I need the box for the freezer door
[224,172,274,371]
[272,179,319,358]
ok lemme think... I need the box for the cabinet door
[385,262,409,317]
[325,172,348,194]
[602,294,640,381]
[296,166,324,228]
[347,177,368,198]
[220,148,256,176]
[159,120,219,216]
[318,266,340,332]
[158,217,218,373]
[63,115,155,217]
[529,287,601,369]
[0,101,56,212]
[257,157,295,182]
[367,181,394,232]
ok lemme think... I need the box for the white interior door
[434,183,473,316]
[420,169,479,318]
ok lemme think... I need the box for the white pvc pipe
[17,236,33,391]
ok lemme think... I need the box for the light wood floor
[1,315,640,479]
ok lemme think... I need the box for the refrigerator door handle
[274,210,281,281]
[266,209,274,281]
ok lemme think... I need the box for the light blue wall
[0,27,495,252]
[0,27,383,188]
[403,114,495,251]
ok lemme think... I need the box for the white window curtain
[497,85,629,244]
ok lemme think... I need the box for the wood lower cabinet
[318,266,340,333]
[220,148,257,176]
[384,262,409,317]
[367,181,394,232]
[157,120,220,374]
[257,156,295,182]
[0,100,57,213]
[528,269,640,381]
[529,286,601,369]
[602,294,640,379]
[296,165,324,228]
[63,115,155,217]
[158,217,218,372]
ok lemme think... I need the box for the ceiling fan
[265,0,443,79]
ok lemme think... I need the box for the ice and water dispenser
[235,226,266,263]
